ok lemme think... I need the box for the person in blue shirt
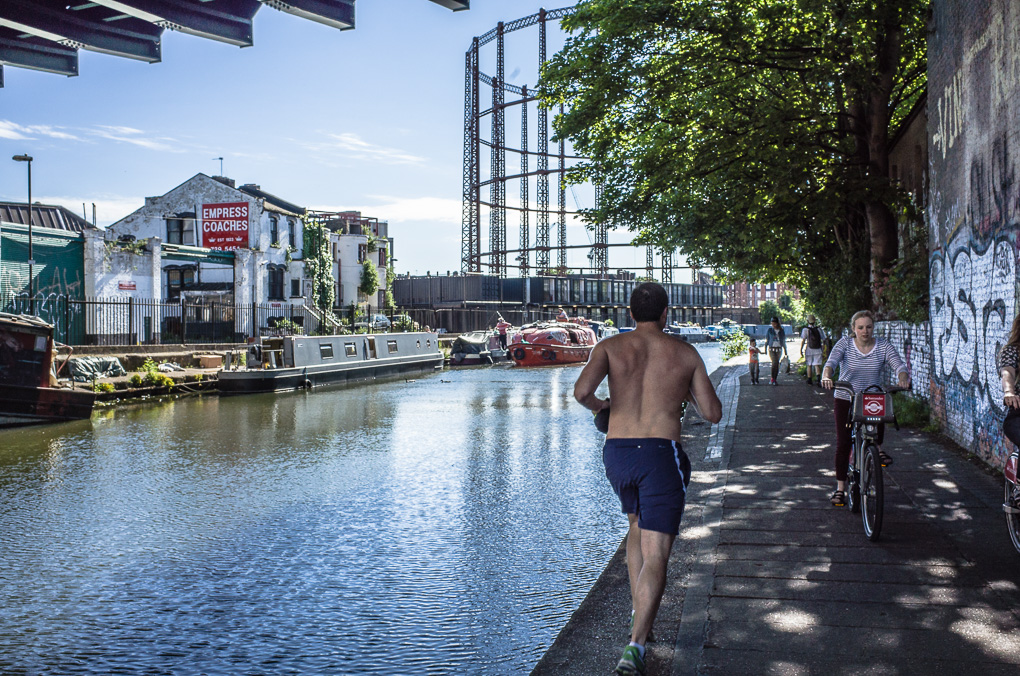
[765,317,788,385]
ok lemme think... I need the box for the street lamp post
[12,154,34,313]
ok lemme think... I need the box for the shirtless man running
[574,282,722,676]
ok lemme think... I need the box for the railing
[0,293,585,345]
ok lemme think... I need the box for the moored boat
[218,331,444,394]
[508,320,597,367]
[666,324,709,343]
[449,330,494,366]
[0,312,96,427]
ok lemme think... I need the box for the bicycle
[1005,449,1020,554]
[833,381,905,541]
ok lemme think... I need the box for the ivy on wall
[302,217,335,314]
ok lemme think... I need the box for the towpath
[532,360,1020,675]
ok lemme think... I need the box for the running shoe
[615,645,646,675]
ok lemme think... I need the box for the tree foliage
[360,259,380,298]
[302,217,335,314]
[540,0,927,328]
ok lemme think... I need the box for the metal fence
[0,294,562,346]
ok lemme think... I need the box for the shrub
[892,392,932,431]
[129,374,144,388]
[721,331,748,361]
[93,382,115,393]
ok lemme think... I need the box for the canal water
[0,343,722,675]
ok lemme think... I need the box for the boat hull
[0,383,96,427]
[219,354,444,394]
[508,343,591,367]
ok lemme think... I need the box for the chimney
[212,176,235,188]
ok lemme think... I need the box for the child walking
[748,338,764,384]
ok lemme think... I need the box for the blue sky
[0,1,656,277]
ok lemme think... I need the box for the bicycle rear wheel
[846,453,860,514]
[861,444,884,541]
[1005,479,1020,554]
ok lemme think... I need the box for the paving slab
[532,361,1020,675]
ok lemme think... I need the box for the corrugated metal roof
[0,201,95,232]
[0,1,468,87]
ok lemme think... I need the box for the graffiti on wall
[930,234,1016,465]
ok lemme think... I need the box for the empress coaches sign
[201,202,249,249]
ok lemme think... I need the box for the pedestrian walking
[765,317,787,385]
[799,315,825,386]
[573,282,722,675]
[748,337,764,384]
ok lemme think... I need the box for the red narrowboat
[508,320,597,367]
[0,312,95,427]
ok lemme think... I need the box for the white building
[308,210,391,311]
[105,175,391,314]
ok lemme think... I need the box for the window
[378,247,387,266]
[291,279,301,297]
[320,343,334,359]
[288,219,297,248]
[167,218,185,245]
[345,343,357,357]
[358,244,367,262]
[166,266,195,301]
[387,340,398,354]
[268,267,285,300]
[269,216,279,245]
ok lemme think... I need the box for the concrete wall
[922,0,1020,470]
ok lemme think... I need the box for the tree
[302,217,335,315]
[540,0,927,327]
[359,259,380,298]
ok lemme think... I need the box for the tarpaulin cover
[67,356,127,382]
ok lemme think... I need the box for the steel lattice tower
[592,179,608,276]
[461,38,480,273]
[462,5,675,279]
[536,10,550,273]
[661,248,675,284]
[488,22,507,277]
[519,85,530,277]
[557,102,567,270]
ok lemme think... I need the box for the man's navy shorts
[603,437,692,535]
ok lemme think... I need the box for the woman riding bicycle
[820,310,910,507]
[997,311,1020,441]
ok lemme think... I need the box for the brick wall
[926,0,1020,470]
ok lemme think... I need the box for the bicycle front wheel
[861,444,884,541]
[1005,478,1020,554]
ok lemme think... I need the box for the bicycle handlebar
[830,380,910,395]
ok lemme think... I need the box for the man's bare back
[574,321,722,441]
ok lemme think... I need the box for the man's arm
[573,342,610,411]
[687,360,722,423]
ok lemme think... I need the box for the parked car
[389,314,419,331]
[354,314,391,332]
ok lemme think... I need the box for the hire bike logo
[862,394,887,417]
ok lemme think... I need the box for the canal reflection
[0,344,720,675]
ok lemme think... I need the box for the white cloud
[88,126,183,152]
[0,120,80,141]
[302,132,426,166]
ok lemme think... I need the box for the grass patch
[893,392,938,432]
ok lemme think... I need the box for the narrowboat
[508,320,597,367]
[0,312,96,427]
[218,331,444,394]
[666,324,710,343]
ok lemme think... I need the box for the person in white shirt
[799,315,825,386]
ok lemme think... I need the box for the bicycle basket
[851,392,896,422]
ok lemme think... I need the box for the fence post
[128,297,135,345]
[181,298,187,346]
